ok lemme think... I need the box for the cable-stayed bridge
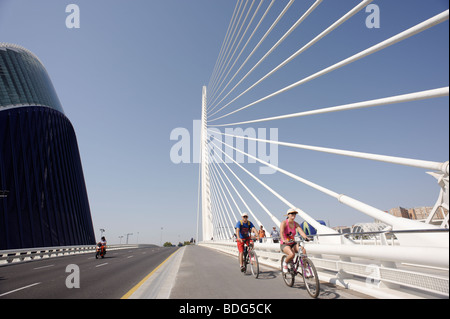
[0,0,448,300]
[197,0,449,298]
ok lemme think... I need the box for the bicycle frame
[282,240,320,298]
[293,243,312,276]
[242,240,259,278]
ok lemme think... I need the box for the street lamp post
[126,233,133,244]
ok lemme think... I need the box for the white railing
[200,229,449,298]
[0,244,139,265]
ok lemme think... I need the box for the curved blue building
[0,43,95,249]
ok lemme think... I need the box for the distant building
[388,207,410,219]
[0,43,95,249]
[387,206,445,221]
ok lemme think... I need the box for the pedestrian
[270,226,280,243]
[258,225,266,243]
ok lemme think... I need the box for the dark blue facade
[0,44,95,249]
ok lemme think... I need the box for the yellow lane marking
[120,249,179,299]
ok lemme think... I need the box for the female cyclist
[280,208,309,273]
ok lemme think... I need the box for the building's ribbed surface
[0,43,95,249]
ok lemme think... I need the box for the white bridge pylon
[198,1,449,248]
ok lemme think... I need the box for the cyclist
[280,208,309,273]
[235,212,259,272]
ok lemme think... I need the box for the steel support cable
[209,159,241,223]
[215,129,449,174]
[210,165,241,229]
[209,171,226,240]
[209,0,249,97]
[208,0,264,105]
[209,0,373,119]
[212,158,257,227]
[211,87,449,128]
[208,0,241,91]
[211,199,226,240]
[208,141,244,235]
[211,159,246,222]
[210,133,288,225]
[207,0,275,115]
[210,9,449,123]
[209,160,264,238]
[207,0,291,114]
[209,0,296,110]
[209,130,334,232]
[209,162,239,234]
[211,187,233,240]
[209,168,232,240]
[210,136,339,198]
[210,168,239,239]
[209,0,322,115]
[210,136,442,230]
[209,0,257,102]
[208,141,266,230]
[208,0,296,115]
[210,159,233,236]
[208,180,220,240]
[209,190,221,240]
[208,0,244,95]
[196,160,201,244]
[209,0,251,98]
[211,151,252,221]
[213,150,272,229]
[214,158,263,231]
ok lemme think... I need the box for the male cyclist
[235,212,259,272]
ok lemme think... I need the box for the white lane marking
[127,256,133,259]
[95,263,108,268]
[33,264,54,270]
[0,282,41,297]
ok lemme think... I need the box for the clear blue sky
[1,0,448,244]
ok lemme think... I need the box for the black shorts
[280,242,296,252]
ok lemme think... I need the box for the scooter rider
[98,236,107,255]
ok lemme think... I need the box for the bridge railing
[0,244,139,265]
[200,228,449,298]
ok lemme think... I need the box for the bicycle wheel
[281,255,295,287]
[242,249,248,274]
[301,257,320,298]
[249,250,259,278]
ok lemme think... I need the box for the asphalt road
[1,244,373,300]
[0,245,178,299]
[170,245,372,299]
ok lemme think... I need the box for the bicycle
[242,240,259,278]
[281,240,320,298]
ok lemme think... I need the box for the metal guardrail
[0,244,139,265]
